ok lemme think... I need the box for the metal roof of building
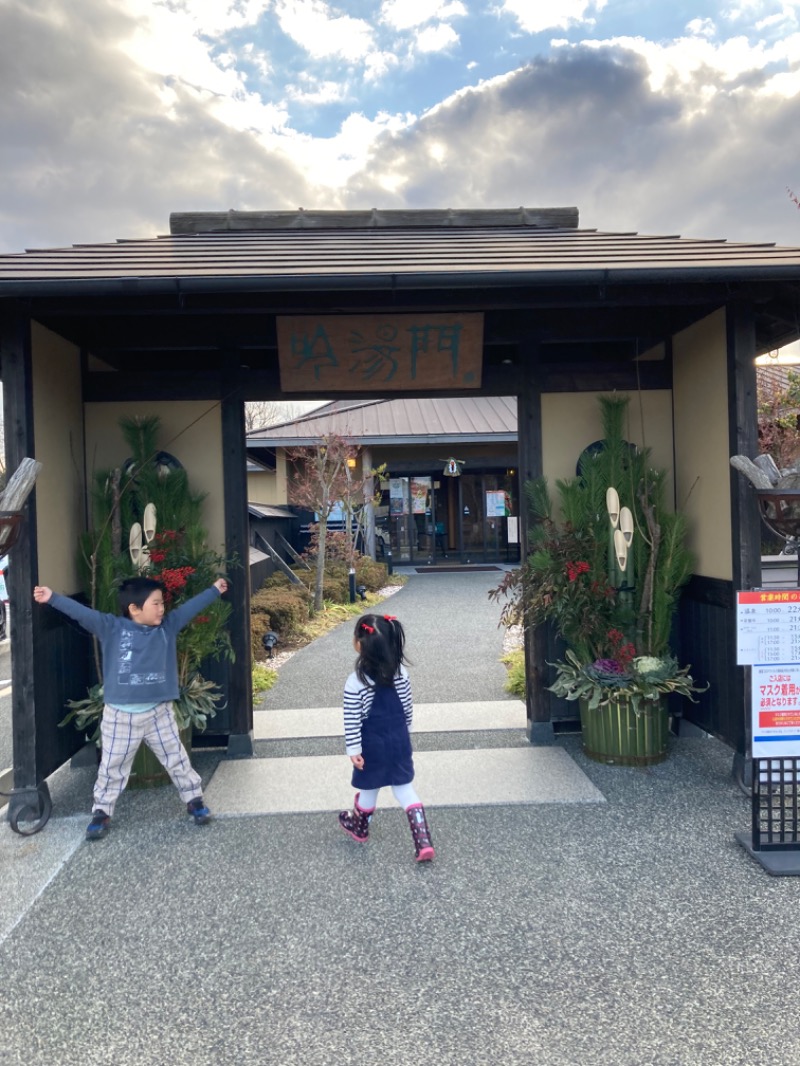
[248,503,296,519]
[1,207,799,293]
[247,395,517,447]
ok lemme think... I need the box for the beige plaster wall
[84,401,226,552]
[672,308,731,580]
[31,322,85,590]
[247,451,288,505]
[541,390,675,503]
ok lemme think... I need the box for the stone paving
[1,572,798,1065]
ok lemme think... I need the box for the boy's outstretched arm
[33,586,53,603]
[167,581,228,632]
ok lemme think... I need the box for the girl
[338,613,435,862]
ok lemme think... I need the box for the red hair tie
[360,623,374,634]
[384,615,396,622]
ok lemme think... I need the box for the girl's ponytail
[354,612,409,685]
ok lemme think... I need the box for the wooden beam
[220,369,254,756]
[516,343,552,743]
[170,206,581,234]
[0,309,50,819]
[727,302,760,760]
[255,532,304,583]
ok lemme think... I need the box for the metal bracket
[4,783,53,835]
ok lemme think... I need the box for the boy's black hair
[354,613,409,686]
[118,577,166,619]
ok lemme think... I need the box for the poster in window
[411,478,431,515]
[486,490,506,518]
[390,479,407,515]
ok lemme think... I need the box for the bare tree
[244,400,306,433]
[287,435,356,612]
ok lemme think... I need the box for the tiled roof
[247,395,517,446]
[1,214,799,291]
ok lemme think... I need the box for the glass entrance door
[459,474,485,562]
[388,475,435,564]
[457,472,518,563]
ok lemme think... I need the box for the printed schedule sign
[736,589,800,666]
[751,664,800,758]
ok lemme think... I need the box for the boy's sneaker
[187,797,211,825]
[85,810,110,840]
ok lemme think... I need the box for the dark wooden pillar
[727,302,760,770]
[517,352,553,743]
[220,371,254,756]
[1,309,49,820]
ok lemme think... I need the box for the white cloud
[282,109,417,188]
[285,78,349,105]
[150,0,271,34]
[2,0,800,259]
[414,22,459,53]
[555,30,800,96]
[725,0,800,32]
[343,44,800,245]
[501,0,608,34]
[121,0,247,96]
[241,42,272,79]
[686,17,717,38]
[380,0,466,32]
[273,0,375,62]
[364,51,400,83]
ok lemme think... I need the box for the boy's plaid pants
[94,702,203,815]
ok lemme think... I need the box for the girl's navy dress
[351,682,414,791]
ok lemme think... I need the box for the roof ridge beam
[169,207,580,234]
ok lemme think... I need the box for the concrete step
[209,696,605,817]
[253,700,527,741]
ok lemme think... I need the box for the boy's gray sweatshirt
[48,587,220,707]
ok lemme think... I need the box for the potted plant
[493,395,706,765]
[60,415,234,786]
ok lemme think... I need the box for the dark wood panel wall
[678,576,741,750]
[2,312,91,814]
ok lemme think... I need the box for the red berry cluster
[565,560,590,582]
[606,628,636,667]
[160,566,196,601]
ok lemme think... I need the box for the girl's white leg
[391,782,421,809]
[357,788,380,810]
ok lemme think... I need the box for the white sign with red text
[751,663,800,759]
[737,589,800,666]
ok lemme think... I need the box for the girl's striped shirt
[343,664,413,755]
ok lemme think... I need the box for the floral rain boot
[338,792,374,843]
[406,803,435,862]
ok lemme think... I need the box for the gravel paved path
[259,570,515,709]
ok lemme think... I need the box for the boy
[34,575,228,839]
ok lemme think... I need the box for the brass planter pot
[579,697,669,766]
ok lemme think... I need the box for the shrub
[502,648,526,698]
[250,612,273,662]
[355,556,388,592]
[251,585,308,638]
[253,663,278,699]
[259,570,307,593]
[319,575,350,603]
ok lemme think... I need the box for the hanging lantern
[443,458,465,477]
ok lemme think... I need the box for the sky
[1,0,800,256]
